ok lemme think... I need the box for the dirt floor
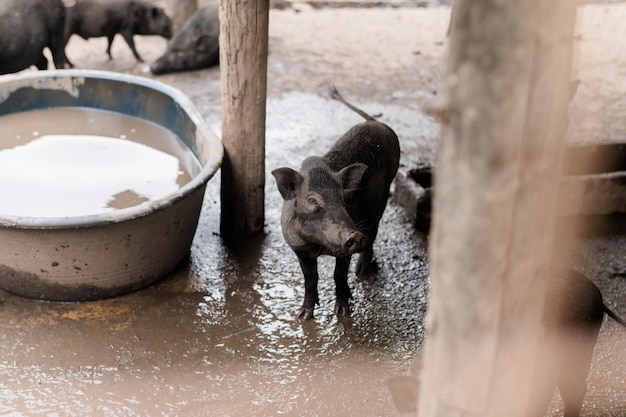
[1,1,626,416]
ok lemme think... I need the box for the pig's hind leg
[355,244,375,278]
[558,333,598,417]
[354,207,385,278]
[120,31,143,61]
[355,220,381,278]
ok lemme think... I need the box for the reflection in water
[106,189,150,210]
[0,135,185,217]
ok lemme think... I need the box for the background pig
[272,86,400,320]
[150,4,219,75]
[387,268,626,417]
[0,0,66,74]
[64,0,172,66]
[530,267,626,417]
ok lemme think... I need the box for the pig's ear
[272,168,303,200]
[338,163,367,192]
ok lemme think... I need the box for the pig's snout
[344,232,366,254]
[150,61,164,75]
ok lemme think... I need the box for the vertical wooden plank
[219,0,269,238]
[165,0,197,31]
[418,0,577,416]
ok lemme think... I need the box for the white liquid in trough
[0,107,200,217]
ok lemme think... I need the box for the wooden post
[418,0,577,416]
[165,0,197,31]
[219,0,269,238]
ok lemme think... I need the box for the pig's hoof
[334,301,351,317]
[298,307,315,320]
[356,260,379,280]
[355,260,378,281]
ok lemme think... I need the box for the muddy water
[0,87,435,416]
[0,199,430,416]
[0,108,199,217]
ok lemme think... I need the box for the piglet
[150,4,219,75]
[64,0,172,65]
[530,267,626,417]
[272,86,400,320]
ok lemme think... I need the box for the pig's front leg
[334,256,352,317]
[296,253,319,320]
[35,55,48,71]
[105,34,116,59]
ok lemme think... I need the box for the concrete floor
[2,2,626,416]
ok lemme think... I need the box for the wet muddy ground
[1,1,626,416]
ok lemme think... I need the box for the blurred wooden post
[219,0,269,238]
[166,0,197,31]
[418,0,577,416]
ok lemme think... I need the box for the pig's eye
[307,197,318,206]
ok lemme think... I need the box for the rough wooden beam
[219,0,269,238]
[418,0,578,416]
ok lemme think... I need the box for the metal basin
[0,70,223,301]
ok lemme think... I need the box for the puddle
[0,90,431,416]
[0,199,429,416]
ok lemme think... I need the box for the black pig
[387,268,626,417]
[530,267,626,417]
[0,0,66,74]
[272,87,400,320]
[150,4,219,75]
[64,0,172,65]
